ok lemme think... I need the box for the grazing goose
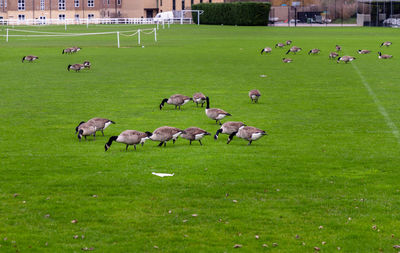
[336,45,342,51]
[214,121,245,141]
[22,55,39,63]
[358,49,371,54]
[62,48,73,54]
[286,40,292,45]
[260,47,272,54]
[77,122,97,141]
[286,46,302,54]
[337,56,356,63]
[181,127,211,145]
[275,43,285,48]
[193,92,206,107]
[71,47,82,53]
[308,48,321,55]
[160,94,192,110]
[329,52,339,59]
[75,118,115,136]
[282,58,293,63]
[205,96,231,125]
[105,130,152,151]
[149,126,185,147]
[67,63,85,72]
[380,41,392,47]
[227,126,267,145]
[249,89,261,103]
[83,61,91,69]
[378,52,392,59]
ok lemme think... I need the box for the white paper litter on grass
[152,172,174,177]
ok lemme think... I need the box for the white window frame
[18,0,25,10]
[58,0,66,10]
[88,14,94,19]
[18,14,25,20]
[87,0,94,7]
[40,0,45,10]
[75,14,79,20]
[59,14,65,20]
[75,0,79,7]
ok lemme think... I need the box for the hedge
[192,2,271,26]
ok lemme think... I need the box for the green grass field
[1,24,400,252]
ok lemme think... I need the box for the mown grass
[0,24,400,252]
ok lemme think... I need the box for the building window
[75,14,79,20]
[59,0,65,10]
[75,0,79,7]
[191,0,193,5]
[18,14,25,20]
[88,14,94,19]
[18,0,25,10]
[88,0,94,7]
[200,0,202,3]
[172,0,175,10]
[160,0,162,6]
[107,0,109,5]
[0,0,6,8]
[59,14,65,20]
[117,0,121,5]
[40,0,45,10]
[182,0,185,10]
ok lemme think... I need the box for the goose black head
[159,98,168,110]
[75,121,85,134]
[145,131,153,137]
[22,56,25,63]
[67,64,72,71]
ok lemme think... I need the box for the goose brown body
[378,52,392,59]
[205,97,231,125]
[308,48,320,55]
[181,127,211,145]
[150,126,185,147]
[160,94,192,110]
[68,63,85,72]
[275,43,285,48]
[249,89,261,103]
[337,56,356,63]
[286,46,302,54]
[105,130,152,151]
[329,52,339,59]
[227,126,267,145]
[193,92,206,107]
[214,121,246,141]
[77,122,97,141]
[260,47,272,54]
[358,49,371,54]
[22,55,39,63]
[282,58,293,63]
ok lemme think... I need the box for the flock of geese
[22,46,91,72]
[261,40,393,63]
[75,91,266,151]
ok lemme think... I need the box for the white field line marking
[352,63,400,143]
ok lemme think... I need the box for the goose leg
[93,133,96,141]
[102,130,104,136]
[215,120,218,124]
[173,139,176,144]
[219,121,222,125]
[164,141,167,147]
[196,103,198,107]
[199,140,202,146]
[201,103,204,107]
[84,136,87,140]
[134,144,136,150]
[126,144,129,151]
[248,140,253,145]
[190,140,192,145]
[158,142,163,147]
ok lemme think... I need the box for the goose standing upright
[249,89,261,103]
[205,97,231,125]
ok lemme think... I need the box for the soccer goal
[2,28,157,48]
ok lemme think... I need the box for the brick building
[0,0,225,20]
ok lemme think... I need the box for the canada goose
[249,89,261,103]
[260,47,272,54]
[358,49,371,54]
[75,118,115,136]
[329,52,339,59]
[227,126,267,145]
[336,45,342,51]
[83,61,91,69]
[149,126,185,147]
[205,96,231,125]
[71,47,82,53]
[378,52,392,59]
[160,94,192,110]
[275,43,285,48]
[286,40,292,45]
[193,92,206,107]
[380,41,392,47]
[286,46,302,54]
[308,48,320,55]
[62,48,73,54]
[214,121,245,141]
[77,122,97,141]
[337,56,356,63]
[105,130,152,151]
[282,58,293,63]
[22,55,39,63]
[67,63,85,72]
[181,127,211,145]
